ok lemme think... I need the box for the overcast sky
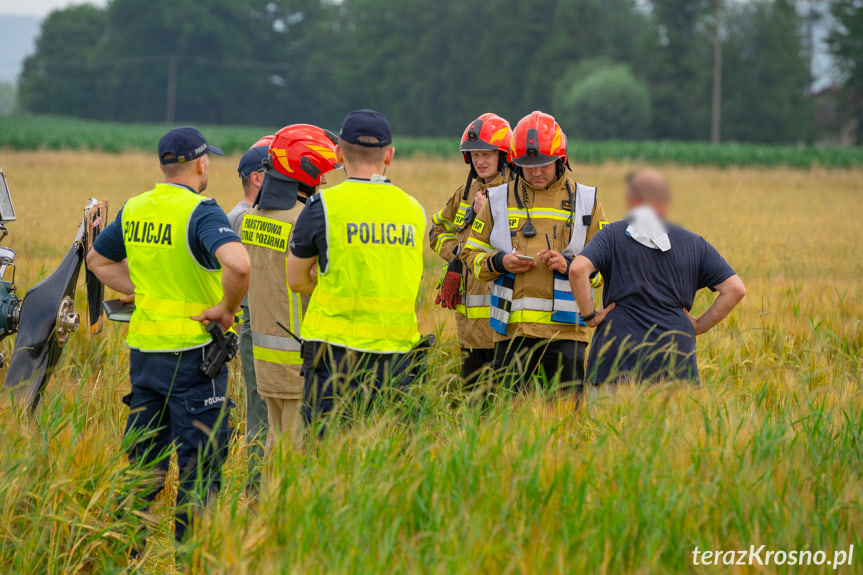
[0,0,106,17]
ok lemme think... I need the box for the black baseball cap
[158,126,224,164]
[237,145,269,179]
[339,109,392,147]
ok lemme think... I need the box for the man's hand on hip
[586,302,616,328]
[192,301,236,332]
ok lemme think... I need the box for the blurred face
[470,150,500,182]
[522,161,557,189]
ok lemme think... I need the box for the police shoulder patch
[599,220,609,229]
[472,218,486,234]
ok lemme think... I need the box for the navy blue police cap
[238,145,269,179]
[159,126,224,164]
[339,109,392,147]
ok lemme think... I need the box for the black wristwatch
[581,310,597,323]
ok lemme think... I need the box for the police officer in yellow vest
[87,127,251,543]
[243,125,339,452]
[461,112,607,393]
[286,109,426,427]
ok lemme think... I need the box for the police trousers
[493,337,586,393]
[123,347,233,542]
[302,342,414,432]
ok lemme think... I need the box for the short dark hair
[339,138,390,166]
[160,153,198,177]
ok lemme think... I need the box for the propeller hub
[56,296,80,347]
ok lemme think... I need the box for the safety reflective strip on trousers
[123,184,224,351]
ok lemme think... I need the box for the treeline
[19,0,814,142]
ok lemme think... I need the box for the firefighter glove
[436,259,463,310]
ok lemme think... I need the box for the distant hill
[0,14,41,83]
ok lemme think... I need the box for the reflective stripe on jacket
[461,174,607,342]
[243,207,307,398]
[430,173,505,349]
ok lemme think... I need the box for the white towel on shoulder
[625,206,671,252]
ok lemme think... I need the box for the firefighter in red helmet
[461,111,607,397]
[430,113,511,388]
[242,124,339,458]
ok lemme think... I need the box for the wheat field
[0,150,861,574]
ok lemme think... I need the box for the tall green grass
[3,115,863,168]
[1,308,861,573]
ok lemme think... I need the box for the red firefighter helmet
[459,113,512,163]
[509,111,567,168]
[251,135,275,149]
[268,124,340,187]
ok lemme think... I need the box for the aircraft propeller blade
[3,202,96,411]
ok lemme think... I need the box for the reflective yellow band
[433,210,456,232]
[309,289,417,316]
[130,319,209,338]
[456,304,491,319]
[303,315,418,347]
[434,233,456,254]
[473,252,487,280]
[135,294,209,318]
[508,309,575,325]
[466,237,494,252]
[253,345,302,365]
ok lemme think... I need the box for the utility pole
[166,55,177,124]
[711,0,723,144]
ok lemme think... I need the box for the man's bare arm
[86,249,135,295]
[569,255,615,327]
[286,254,317,294]
[687,274,746,336]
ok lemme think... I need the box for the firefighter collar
[255,170,300,210]
[625,205,671,252]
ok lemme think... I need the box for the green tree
[102,0,263,124]
[828,0,863,144]
[722,0,812,143]
[18,5,108,118]
[556,63,651,140]
[642,0,713,140]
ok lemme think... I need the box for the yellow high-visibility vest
[300,179,425,353]
[124,183,223,352]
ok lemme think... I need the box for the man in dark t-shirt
[569,170,746,384]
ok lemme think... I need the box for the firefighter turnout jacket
[429,173,506,350]
[300,179,426,354]
[243,204,307,399]
[460,174,607,343]
[124,183,224,352]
